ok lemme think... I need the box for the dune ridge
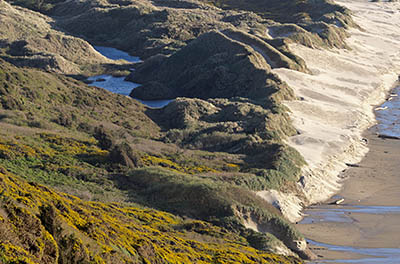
[264,0,400,222]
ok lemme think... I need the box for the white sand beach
[263,0,400,222]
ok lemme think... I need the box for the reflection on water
[300,209,353,224]
[308,239,400,264]
[376,86,400,138]
[301,205,400,224]
[89,46,173,108]
[87,74,140,96]
[93,46,140,63]
[340,205,400,214]
[302,205,400,263]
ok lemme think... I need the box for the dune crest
[267,0,400,222]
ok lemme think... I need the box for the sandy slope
[263,0,400,222]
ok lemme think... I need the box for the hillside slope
[0,0,357,261]
[0,1,126,75]
[0,54,309,261]
[0,167,302,264]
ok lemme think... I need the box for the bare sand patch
[261,0,400,222]
[297,131,400,262]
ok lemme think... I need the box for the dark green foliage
[93,126,114,150]
[0,0,353,259]
[8,0,63,13]
[108,167,304,252]
[109,142,142,168]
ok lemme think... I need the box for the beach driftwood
[375,106,388,111]
[330,198,345,205]
[378,134,400,140]
[345,163,360,168]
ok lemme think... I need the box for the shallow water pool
[301,205,400,224]
[89,46,172,108]
[376,85,400,138]
[308,239,400,264]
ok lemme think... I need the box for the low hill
[0,0,358,261]
[0,58,308,259]
[0,1,125,75]
[0,167,302,264]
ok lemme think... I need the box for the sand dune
[263,0,400,222]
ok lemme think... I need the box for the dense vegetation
[0,166,303,264]
[7,0,63,13]
[203,0,356,49]
[0,58,307,258]
[0,0,355,261]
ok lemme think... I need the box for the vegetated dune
[50,0,354,58]
[128,29,303,101]
[0,166,303,264]
[264,0,400,221]
[0,1,125,75]
[0,58,309,260]
[0,0,374,261]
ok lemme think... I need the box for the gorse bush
[0,167,302,264]
[0,0,358,260]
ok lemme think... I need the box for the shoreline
[276,0,400,260]
[297,128,400,262]
[261,0,400,223]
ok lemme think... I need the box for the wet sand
[268,0,400,222]
[297,130,400,263]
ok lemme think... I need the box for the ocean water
[89,46,172,108]
[376,86,400,138]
